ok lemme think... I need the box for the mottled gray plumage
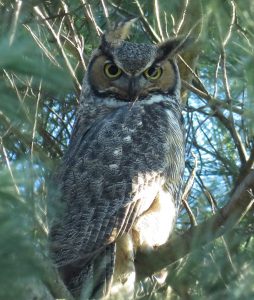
[49,21,189,299]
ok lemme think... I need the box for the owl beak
[128,78,140,102]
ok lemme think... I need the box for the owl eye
[104,62,122,79]
[144,66,162,80]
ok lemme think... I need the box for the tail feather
[59,243,116,299]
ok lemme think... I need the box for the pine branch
[136,170,254,279]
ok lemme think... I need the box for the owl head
[86,20,191,104]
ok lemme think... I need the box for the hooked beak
[128,77,141,102]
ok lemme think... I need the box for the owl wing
[49,104,184,297]
[51,108,153,265]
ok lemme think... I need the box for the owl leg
[132,191,177,288]
[61,244,115,299]
[110,233,135,298]
[132,190,176,252]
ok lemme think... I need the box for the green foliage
[0,164,51,299]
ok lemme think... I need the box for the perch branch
[136,170,254,279]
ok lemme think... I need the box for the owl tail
[60,243,116,299]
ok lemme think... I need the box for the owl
[49,20,190,299]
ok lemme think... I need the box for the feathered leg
[59,243,116,299]
[110,233,136,299]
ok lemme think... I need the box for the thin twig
[134,0,160,42]
[0,138,21,196]
[34,6,81,92]
[60,0,87,70]
[182,80,243,115]
[154,0,164,41]
[222,0,236,47]
[182,153,198,226]
[82,2,103,36]
[101,0,109,19]
[25,25,60,66]
[175,0,189,35]
[31,81,42,161]
[213,55,221,98]
[9,0,22,45]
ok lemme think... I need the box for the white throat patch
[98,94,174,108]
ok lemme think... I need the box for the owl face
[88,42,177,102]
[86,21,191,103]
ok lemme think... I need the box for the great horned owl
[49,20,189,299]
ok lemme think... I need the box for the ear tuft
[103,18,138,44]
[156,35,194,61]
[100,18,138,55]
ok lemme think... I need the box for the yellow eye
[104,62,122,79]
[144,66,162,80]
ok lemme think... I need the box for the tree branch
[182,153,198,226]
[182,80,243,115]
[135,170,254,279]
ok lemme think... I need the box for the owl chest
[114,105,182,165]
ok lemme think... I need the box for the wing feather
[50,102,184,280]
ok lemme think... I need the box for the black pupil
[108,64,119,75]
[147,67,157,77]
